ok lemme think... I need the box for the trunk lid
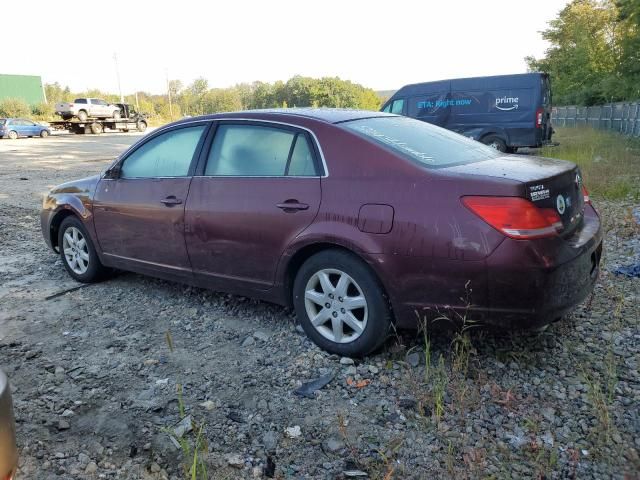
[447,155,585,234]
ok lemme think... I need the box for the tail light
[535,108,544,128]
[462,196,563,239]
[582,185,590,204]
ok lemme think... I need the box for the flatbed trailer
[48,117,147,135]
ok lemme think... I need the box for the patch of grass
[540,126,640,201]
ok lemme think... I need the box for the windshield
[341,116,500,168]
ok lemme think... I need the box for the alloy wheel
[62,226,90,275]
[304,268,368,343]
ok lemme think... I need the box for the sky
[3,0,570,95]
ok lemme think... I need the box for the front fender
[40,175,100,252]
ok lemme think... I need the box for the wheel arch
[479,129,510,144]
[281,242,396,319]
[48,209,80,252]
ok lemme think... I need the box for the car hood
[50,174,101,196]
[444,155,575,183]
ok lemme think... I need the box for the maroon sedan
[41,109,602,356]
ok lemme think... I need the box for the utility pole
[114,53,124,103]
[166,69,174,121]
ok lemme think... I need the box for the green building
[0,74,45,105]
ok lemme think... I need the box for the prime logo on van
[495,95,520,111]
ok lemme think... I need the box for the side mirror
[104,164,121,179]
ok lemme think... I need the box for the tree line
[0,76,382,123]
[526,0,640,105]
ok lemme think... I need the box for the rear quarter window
[341,116,500,168]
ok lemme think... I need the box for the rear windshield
[341,116,500,168]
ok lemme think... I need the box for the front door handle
[160,196,182,206]
[276,200,309,211]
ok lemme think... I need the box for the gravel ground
[0,134,638,479]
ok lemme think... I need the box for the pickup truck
[55,98,122,122]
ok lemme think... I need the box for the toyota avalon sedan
[41,109,602,356]
[1,369,18,480]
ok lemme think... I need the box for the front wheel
[40,129,50,138]
[58,216,108,283]
[136,120,147,132]
[77,110,88,122]
[293,250,391,357]
[113,110,121,120]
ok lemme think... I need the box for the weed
[433,354,447,421]
[163,331,209,480]
[445,440,455,476]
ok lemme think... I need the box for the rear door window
[74,99,87,104]
[121,125,206,178]
[287,134,317,176]
[205,124,300,176]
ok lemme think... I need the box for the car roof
[173,108,398,126]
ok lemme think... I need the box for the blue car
[0,118,51,139]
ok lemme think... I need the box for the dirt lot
[0,132,639,479]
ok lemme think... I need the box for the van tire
[481,135,507,153]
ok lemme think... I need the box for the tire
[136,120,147,132]
[113,110,121,120]
[481,135,507,153]
[7,130,18,140]
[77,110,88,122]
[293,249,391,357]
[90,122,103,134]
[58,216,107,283]
[40,129,50,138]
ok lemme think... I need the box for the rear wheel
[58,216,107,283]
[77,110,88,122]
[90,122,103,134]
[7,130,18,140]
[481,135,507,153]
[293,249,391,357]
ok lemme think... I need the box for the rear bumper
[0,369,18,480]
[384,205,602,330]
[483,205,602,328]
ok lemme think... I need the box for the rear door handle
[276,200,309,211]
[160,196,182,206]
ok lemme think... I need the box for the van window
[342,116,499,168]
[390,99,405,115]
